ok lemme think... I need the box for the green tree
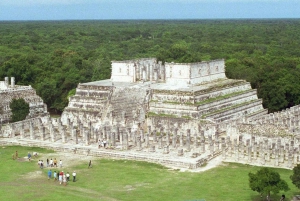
[249,167,289,201]
[290,164,300,189]
[9,98,29,122]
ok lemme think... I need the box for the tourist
[15,151,18,158]
[98,139,101,149]
[54,158,57,167]
[40,160,44,169]
[53,171,57,181]
[72,171,76,182]
[27,152,31,161]
[103,139,107,148]
[63,174,67,186]
[88,160,92,168]
[50,158,53,167]
[66,172,70,182]
[59,160,63,168]
[48,169,52,180]
[46,158,49,167]
[59,171,63,184]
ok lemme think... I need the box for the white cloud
[0,0,296,6]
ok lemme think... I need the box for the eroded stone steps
[206,99,264,122]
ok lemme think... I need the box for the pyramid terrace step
[204,99,263,120]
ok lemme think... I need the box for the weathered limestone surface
[2,58,300,170]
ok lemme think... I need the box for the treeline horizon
[0,19,299,114]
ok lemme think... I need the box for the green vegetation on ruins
[9,98,29,122]
[1,20,300,113]
[0,146,299,201]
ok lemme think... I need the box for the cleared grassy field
[0,145,298,201]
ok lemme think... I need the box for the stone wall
[0,77,48,123]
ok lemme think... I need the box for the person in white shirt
[66,172,70,182]
[50,159,53,167]
[59,160,63,168]
[72,171,76,182]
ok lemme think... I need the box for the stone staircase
[149,79,267,122]
[105,87,148,123]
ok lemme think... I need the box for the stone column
[116,126,120,142]
[111,132,116,147]
[248,146,252,162]
[71,128,76,140]
[260,149,265,165]
[140,130,144,143]
[145,133,149,148]
[137,136,141,151]
[251,136,255,146]
[30,121,34,140]
[41,126,45,141]
[294,149,298,164]
[127,128,131,142]
[11,77,15,88]
[172,134,177,148]
[79,123,84,137]
[288,152,293,168]
[147,126,151,135]
[166,132,170,146]
[210,142,214,155]
[285,144,289,161]
[124,133,128,150]
[50,125,55,142]
[132,130,137,146]
[4,77,9,86]
[74,129,78,144]
[62,127,66,143]
[277,139,281,149]
[85,130,90,146]
[222,143,226,159]
[103,126,107,140]
[92,128,97,143]
[274,148,279,166]
[120,131,123,146]
[234,143,239,161]
[142,68,146,81]
[158,135,162,149]
[153,130,157,143]
[70,121,74,138]
[153,69,158,82]
[186,134,191,151]
[194,133,198,148]
[227,139,232,157]
[180,132,184,147]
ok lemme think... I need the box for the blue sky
[0,0,299,20]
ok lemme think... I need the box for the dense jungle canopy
[0,20,299,114]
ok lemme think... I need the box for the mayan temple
[61,58,267,130]
[1,58,300,170]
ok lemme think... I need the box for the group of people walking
[48,170,77,185]
[45,158,63,168]
[98,139,108,148]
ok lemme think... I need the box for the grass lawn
[0,145,299,201]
